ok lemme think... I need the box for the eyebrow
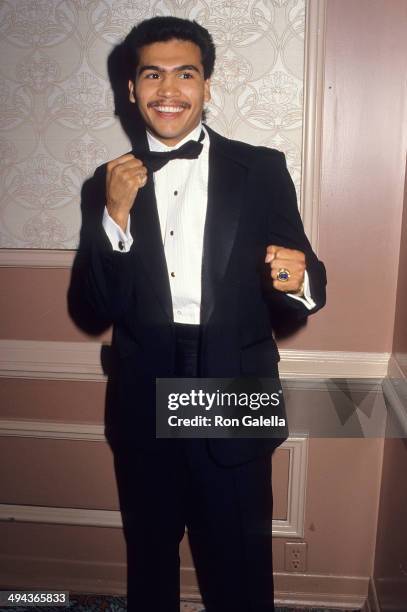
[137,64,201,75]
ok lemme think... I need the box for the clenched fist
[265,245,305,295]
[106,154,148,231]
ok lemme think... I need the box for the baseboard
[273,572,368,609]
[0,553,370,609]
[180,571,369,609]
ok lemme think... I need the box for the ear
[204,79,211,103]
[128,79,136,104]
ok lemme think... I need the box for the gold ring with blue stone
[277,268,290,282]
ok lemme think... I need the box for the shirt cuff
[102,207,133,252]
[286,270,316,310]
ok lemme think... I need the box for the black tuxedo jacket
[71,125,326,466]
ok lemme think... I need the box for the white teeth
[155,106,184,113]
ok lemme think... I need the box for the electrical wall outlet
[284,542,307,572]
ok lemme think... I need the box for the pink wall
[274,438,383,578]
[280,0,407,352]
[374,437,407,611]
[0,379,105,422]
[0,268,110,342]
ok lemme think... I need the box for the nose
[157,74,180,97]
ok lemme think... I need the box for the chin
[153,125,189,142]
[155,129,181,141]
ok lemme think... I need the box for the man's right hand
[106,154,148,231]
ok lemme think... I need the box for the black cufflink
[118,240,124,251]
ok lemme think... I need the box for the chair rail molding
[0,340,390,381]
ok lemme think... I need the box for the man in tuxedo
[76,15,326,612]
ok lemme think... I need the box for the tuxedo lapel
[129,127,247,325]
[201,128,247,325]
[130,173,173,321]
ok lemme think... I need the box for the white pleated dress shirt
[103,123,315,323]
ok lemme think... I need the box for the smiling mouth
[155,105,184,113]
[149,102,190,116]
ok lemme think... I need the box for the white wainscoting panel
[0,419,306,538]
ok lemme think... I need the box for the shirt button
[171,272,175,278]
[174,190,178,196]
[170,230,174,236]
[118,240,124,251]
[177,310,182,315]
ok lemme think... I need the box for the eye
[179,72,193,79]
[145,72,160,79]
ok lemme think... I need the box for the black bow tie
[134,130,205,172]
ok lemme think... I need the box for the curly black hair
[125,16,216,80]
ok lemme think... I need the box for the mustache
[147,101,191,109]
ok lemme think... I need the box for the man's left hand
[265,245,305,294]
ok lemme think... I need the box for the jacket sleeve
[264,150,327,318]
[68,164,137,332]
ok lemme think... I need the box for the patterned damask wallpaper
[0,0,305,249]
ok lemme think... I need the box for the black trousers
[113,324,275,612]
